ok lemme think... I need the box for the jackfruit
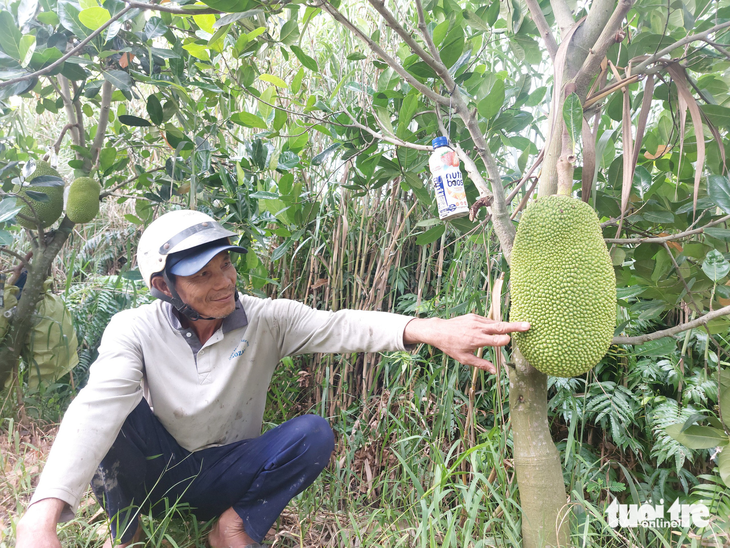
[66,177,100,224]
[17,161,65,229]
[509,195,616,377]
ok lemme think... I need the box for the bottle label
[434,167,468,220]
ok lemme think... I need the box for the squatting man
[16,210,530,548]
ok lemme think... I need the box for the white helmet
[138,210,238,289]
[137,210,245,320]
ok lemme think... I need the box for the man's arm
[16,498,66,548]
[403,314,530,374]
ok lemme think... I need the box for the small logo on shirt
[229,338,249,360]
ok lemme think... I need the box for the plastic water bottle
[429,137,469,221]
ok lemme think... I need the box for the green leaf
[259,74,287,88]
[477,79,504,119]
[18,34,35,67]
[312,143,340,166]
[124,214,144,225]
[279,19,299,45]
[702,249,730,281]
[102,69,133,91]
[718,447,730,487]
[0,230,13,245]
[708,175,730,214]
[61,62,88,81]
[182,42,210,61]
[701,104,730,130]
[249,191,279,199]
[462,9,491,32]
[119,115,152,127]
[144,17,167,40]
[37,11,59,25]
[231,111,267,129]
[397,92,418,139]
[635,337,676,357]
[347,52,366,61]
[665,424,729,450]
[146,95,163,125]
[704,228,730,242]
[273,108,287,131]
[193,13,216,34]
[0,11,22,61]
[415,224,445,245]
[291,67,304,94]
[290,45,318,72]
[562,92,583,145]
[0,198,21,223]
[197,0,253,13]
[272,238,292,261]
[78,6,110,30]
[57,0,91,39]
[439,25,464,68]
[99,147,116,172]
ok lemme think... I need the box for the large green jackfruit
[66,176,101,224]
[509,195,616,377]
[17,161,65,229]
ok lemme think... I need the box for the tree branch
[0,2,223,90]
[632,20,730,74]
[415,0,442,62]
[367,0,435,68]
[91,81,114,166]
[339,103,431,151]
[605,214,730,244]
[523,0,558,60]
[99,167,166,199]
[550,0,575,37]
[58,76,81,147]
[569,0,619,71]
[613,305,730,345]
[574,0,634,99]
[0,5,133,89]
[53,123,79,154]
[318,1,449,106]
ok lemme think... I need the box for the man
[16,210,529,548]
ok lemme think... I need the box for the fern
[584,381,643,453]
[63,276,153,388]
[649,399,697,475]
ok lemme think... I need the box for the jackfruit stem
[556,154,575,196]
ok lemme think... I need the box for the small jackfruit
[509,195,616,377]
[17,161,65,229]
[66,177,101,224]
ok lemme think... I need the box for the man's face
[174,251,237,319]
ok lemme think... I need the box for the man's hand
[403,314,530,374]
[15,498,65,548]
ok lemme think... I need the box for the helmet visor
[167,240,247,277]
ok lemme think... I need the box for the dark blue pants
[91,400,335,544]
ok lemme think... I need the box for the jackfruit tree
[0,0,729,545]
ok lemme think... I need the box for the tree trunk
[509,349,569,547]
[0,217,75,387]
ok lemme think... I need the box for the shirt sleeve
[30,310,145,519]
[266,299,414,360]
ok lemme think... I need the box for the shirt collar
[164,294,248,334]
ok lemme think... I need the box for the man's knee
[288,414,335,465]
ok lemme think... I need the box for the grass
[2,356,730,547]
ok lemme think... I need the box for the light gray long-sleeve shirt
[31,294,413,519]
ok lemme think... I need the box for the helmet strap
[150,270,218,322]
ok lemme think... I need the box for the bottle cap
[432,136,449,149]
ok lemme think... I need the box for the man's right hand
[15,498,65,548]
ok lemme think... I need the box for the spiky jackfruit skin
[17,161,64,229]
[66,177,100,224]
[509,195,616,377]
